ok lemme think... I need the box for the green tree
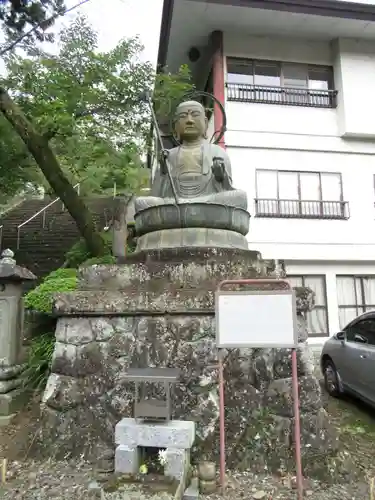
[5,16,155,195]
[0,12,193,256]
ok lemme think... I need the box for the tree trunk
[0,87,105,257]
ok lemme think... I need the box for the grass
[22,333,55,391]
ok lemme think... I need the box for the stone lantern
[0,249,36,425]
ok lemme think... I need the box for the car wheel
[323,360,342,397]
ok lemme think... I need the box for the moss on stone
[25,268,78,313]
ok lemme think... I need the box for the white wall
[224,33,375,141]
[333,38,375,138]
[224,34,332,65]
[228,146,375,261]
[226,102,338,138]
[223,32,375,262]
[224,34,339,139]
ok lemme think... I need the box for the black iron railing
[227,83,337,108]
[255,199,349,219]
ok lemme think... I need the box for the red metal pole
[218,348,226,495]
[212,30,226,150]
[291,348,303,500]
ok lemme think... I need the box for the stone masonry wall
[39,249,338,478]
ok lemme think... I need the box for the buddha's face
[174,101,207,142]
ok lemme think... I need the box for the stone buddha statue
[134,100,247,212]
[133,99,250,252]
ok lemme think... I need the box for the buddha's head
[174,100,207,142]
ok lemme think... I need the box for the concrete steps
[0,196,113,283]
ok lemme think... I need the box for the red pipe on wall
[212,30,226,150]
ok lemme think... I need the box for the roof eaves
[157,0,375,69]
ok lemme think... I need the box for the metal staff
[141,91,179,205]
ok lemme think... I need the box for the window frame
[226,57,336,108]
[288,274,329,337]
[255,169,347,219]
[255,169,344,202]
[337,276,375,328]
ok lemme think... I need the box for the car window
[345,318,375,346]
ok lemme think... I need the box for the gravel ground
[0,390,374,499]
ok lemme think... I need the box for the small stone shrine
[0,249,36,425]
[115,368,195,481]
[40,98,339,479]
[115,368,195,480]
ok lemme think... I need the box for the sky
[61,0,164,65]
[0,0,164,72]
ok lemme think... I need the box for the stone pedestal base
[39,248,338,478]
[136,227,249,251]
[0,364,28,424]
[134,203,250,252]
[0,414,16,427]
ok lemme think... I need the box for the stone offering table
[40,247,338,478]
[115,418,195,480]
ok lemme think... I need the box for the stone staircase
[0,196,113,282]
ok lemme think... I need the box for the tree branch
[74,106,108,119]
[0,0,92,57]
[43,126,60,141]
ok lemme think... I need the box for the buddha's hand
[212,157,226,183]
[159,149,169,175]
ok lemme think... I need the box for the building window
[337,276,375,329]
[226,58,337,108]
[288,275,328,337]
[255,169,349,219]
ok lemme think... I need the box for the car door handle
[360,354,368,359]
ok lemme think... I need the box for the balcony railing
[227,83,337,108]
[255,199,349,220]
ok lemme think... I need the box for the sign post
[215,279,303,499]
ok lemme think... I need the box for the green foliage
[0,0,65,52]
[64,240,91,269]
[65,231,113,268]
[44,267,77,281]
[154,64,195,118]
[22,333,55,390]
[2,15,194,199]
[0,115,42,202]
[24,268,77,313]
[4,16,149,195]
[0,14,194,207]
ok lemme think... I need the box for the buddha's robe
[134,140,247,212]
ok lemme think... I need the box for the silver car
[321,311,375,406]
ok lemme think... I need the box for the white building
[156,0,375,343]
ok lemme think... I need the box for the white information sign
[215,290,298,348]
